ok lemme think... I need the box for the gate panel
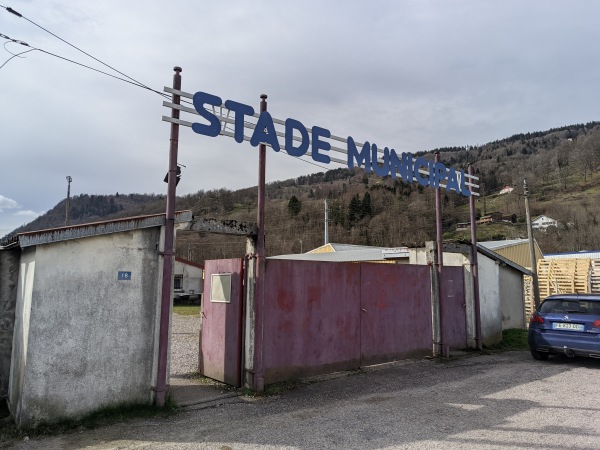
[199,258,244,387]
[262,259,361,384]
[360,264,432,366]
[440,266,467,349]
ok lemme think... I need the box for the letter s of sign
[191,92,222,137]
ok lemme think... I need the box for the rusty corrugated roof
[1,210,193,249]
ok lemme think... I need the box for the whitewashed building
[532,215,558,231]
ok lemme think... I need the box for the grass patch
[182,372,238,391]
[173,305,200,316]
[0,397,178,446]
[483,328,529,353]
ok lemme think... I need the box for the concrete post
[244,235,258,389]
[0,248,19,401]
[426,241,441,357]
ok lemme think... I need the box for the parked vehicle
[528,293,600,360]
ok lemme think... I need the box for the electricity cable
[1,4,164,97]
[1,4,344,176]
[0,31,171,99]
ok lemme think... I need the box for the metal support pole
[524,179,541,308]
[434,152,447,357]
[468,165,482,350]
[252,94,267,392]
[324,198,329,245]
[155,66,182,407]
[65,176,72,226]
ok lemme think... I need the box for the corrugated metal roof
[476,243,532,276]
[270,248,393,263]
[330,243,388,252]
[544,251,600,259]
[3,210,193,249]
[478,239,529,250]
[307,242,389,254]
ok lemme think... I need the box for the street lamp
[65,176,72,226]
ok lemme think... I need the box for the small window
[211,273,232,303]
[173,274,183,291]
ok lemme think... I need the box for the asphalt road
[11,351,600,449]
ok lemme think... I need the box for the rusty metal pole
[434,152,447,357]
[252,94,267,392]
[468,165,482,350]
[155,66,182,407]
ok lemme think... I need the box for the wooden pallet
[591,259,600,293]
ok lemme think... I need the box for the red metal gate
[441,266,467,349]
[261,260,437,384]
[199,258,244,387]
[360,264,433,366]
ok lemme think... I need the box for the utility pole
[524,179,541,308]
[324,198,329,245]
[156,66,182,407]
[65,176,72,226]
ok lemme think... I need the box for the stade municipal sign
[163,89,478,197]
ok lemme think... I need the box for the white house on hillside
[532,215,558,231]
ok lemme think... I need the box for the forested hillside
[5,121,600,264]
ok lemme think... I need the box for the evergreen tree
[361,192,372,218]
[288,195,302,217]
[347,193,361,228]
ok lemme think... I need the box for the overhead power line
[2,4,161,95]
[1,5,343,175]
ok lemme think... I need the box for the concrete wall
[8,229,161,427]
[499,264,526,330]
[0,248,20,400]
[478,256,503,345]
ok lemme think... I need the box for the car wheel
[530,348,549,361]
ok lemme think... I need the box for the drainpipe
[156,66,182,406]
[468,165,482,350]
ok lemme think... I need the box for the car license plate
[552,322,584,331]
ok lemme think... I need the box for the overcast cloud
[1,0,599,237]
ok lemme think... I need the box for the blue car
[528,293,600,360]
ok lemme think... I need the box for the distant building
[477,211,503,225]
[499,186,514,195]
[173,257,203,304]
[272,242,409,263]
[532,215,558,231]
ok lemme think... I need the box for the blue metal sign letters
[190,91,474,197]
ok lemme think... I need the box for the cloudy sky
[1,0,599,237]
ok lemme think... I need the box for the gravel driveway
[170,313,201,377]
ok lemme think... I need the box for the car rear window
[540,299,600,315]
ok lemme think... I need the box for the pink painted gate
[199,258,244,387]
[440,266,467,349]
[261,260,435,384]
[360,263,433,366]
[199,258,466,387]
